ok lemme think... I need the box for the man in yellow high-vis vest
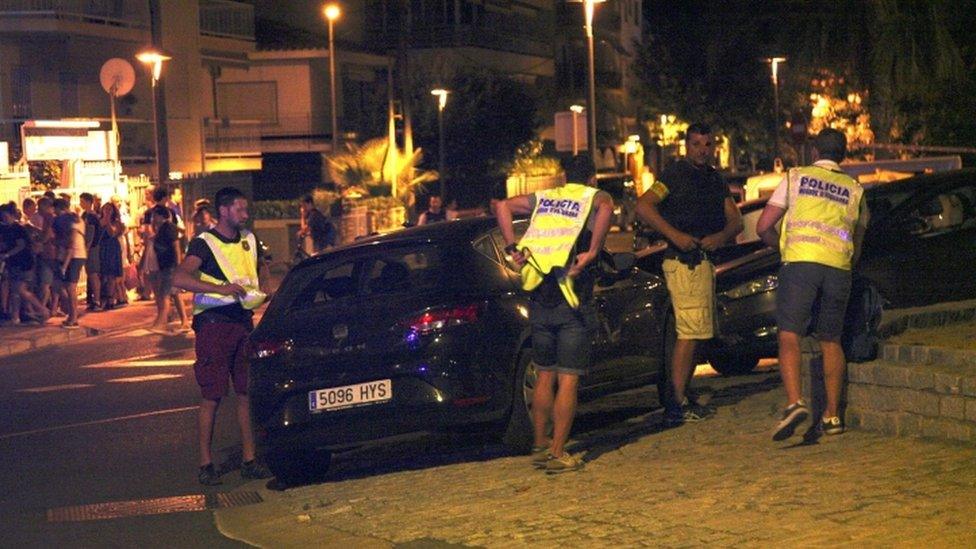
[495,155,614,474]
[757,128,869,441]
[173,187,272,485]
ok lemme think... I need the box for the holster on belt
[664,247,708,269]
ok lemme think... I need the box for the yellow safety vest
[517,184,597,307]
[192,229,266,315]
[779,166,863,270]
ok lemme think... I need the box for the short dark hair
[151,205,171,220]
[53,198,70,211]
[562,154,596,184]
[43,191,56,200]
[152,186,169,203]
[79,192,94,203]
[22,197,36,209]
[300,193,314,205]
[0,202,16,218]
[214,187,246,218]
[814,128,846,162]
[686,123,712,139]
[38,196,52,208]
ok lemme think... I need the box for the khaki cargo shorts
[662,258,717,339]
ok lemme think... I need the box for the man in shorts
[757,128,869,440]
[495,155,614,473]
[635,123,743,426]
[172,187,272,485]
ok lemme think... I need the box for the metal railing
[203,118,261,156]
[198,0,254,41]
[0,0,149,28]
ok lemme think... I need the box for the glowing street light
[136,48,171,183]
[569,0,605,163]
[763,56,787,159]
[324,4,341,152]
[431,88,450,198]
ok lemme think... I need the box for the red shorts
[193,321,252,401]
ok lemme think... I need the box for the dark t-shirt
[657,159,730,240]
[306,208,336,249]
[1,223,34,271]
[52,212,79,248]
[186,229,253,324]
[82,211,102,249]
[153,221,179,270]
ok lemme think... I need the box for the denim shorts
[776,261,852,340]
[529,300,597,376]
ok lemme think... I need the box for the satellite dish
[99,58,136,97]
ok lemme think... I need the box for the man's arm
[172,254,246,297]
[568,193,614,278]
[634,187,699,251]
[492,194,533,267]
[756,204,786,249]
[700,197,744,251]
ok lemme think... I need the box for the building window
[11,66,31,119]
[60,72,79,116]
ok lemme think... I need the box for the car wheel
[265,443,332,486]
[501,349,536,453]
[708,354,760,376]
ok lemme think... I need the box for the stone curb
[878,298,976,338]
[0,325,111,360]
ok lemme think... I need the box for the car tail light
[251,338,292,359]
[402,304,481,335]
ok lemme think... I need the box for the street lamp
[569,0,605,164]
[431,88,450,198]
[324,4,341,153]
[763,56,787,159]
[136,48,171,183]
[569,104,584,156]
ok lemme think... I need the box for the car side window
[363,248,441,296]
[906,185,976,237]
[287,261,358,312]
[488,222,528,273]
[472,235,500,264]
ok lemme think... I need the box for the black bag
[842,276,884,362]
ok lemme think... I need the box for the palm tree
[325,138,437,210]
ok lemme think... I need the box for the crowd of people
[0,185,221,333]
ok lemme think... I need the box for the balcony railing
[203,118,261,156]
[0,0,149,29]
[199,0,254,41]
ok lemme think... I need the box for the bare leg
[237,396,257,462]
[532,369,556,449]
[88,273,101,308]
[198,398,220,466]
[64,282,79,323]
[778,330,803,405]
[671,339,698,405]
[820,338,846,417]
[172,292,188,329]
[151,276,169,329]
[549,373,579,458]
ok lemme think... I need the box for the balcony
[204,114,333,156]
[0,0,149,29]
[199,0,254,41]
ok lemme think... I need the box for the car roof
[866,168,976,198]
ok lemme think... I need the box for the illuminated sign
[21,120,116,162]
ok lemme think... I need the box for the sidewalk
[214,374,976,547]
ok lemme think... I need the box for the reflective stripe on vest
[779,166,863,270]
[192,230,262,315]
[517,183,597,291]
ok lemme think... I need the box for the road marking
[0,405,198,441]
[80,350,193,369]
[17,383,95,394]
[107,373,184,383]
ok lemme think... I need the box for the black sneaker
[198,463,222,486]
[772,399,810,441]
[821,416,845,436]
[663,405,684,427]
[240,459,272,480]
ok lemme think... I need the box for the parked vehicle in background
[595,172,638,231]
[249,217,672,484]
[636,169,976,376]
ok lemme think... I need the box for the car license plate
[308,379,392,412]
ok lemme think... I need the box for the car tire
[501,349,536,454]
[708,354,760,376]
[266,443,332,486]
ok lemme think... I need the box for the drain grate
[214,491,263,508]
[46,495,207,522]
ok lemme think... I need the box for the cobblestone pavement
[216,371,976,547]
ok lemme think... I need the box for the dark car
[654,169,976,375]
[249,217,671,483]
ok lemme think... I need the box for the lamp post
[763,56,786,159]
[569,104,584,156]
[324,4,341,153]
[570,0,604,165]
[431,88,450,198]
[136,49,171,183]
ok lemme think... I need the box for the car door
[861,177,976,307]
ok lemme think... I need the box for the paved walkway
[216,373,976,548]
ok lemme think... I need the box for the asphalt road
[0,329,251,548]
